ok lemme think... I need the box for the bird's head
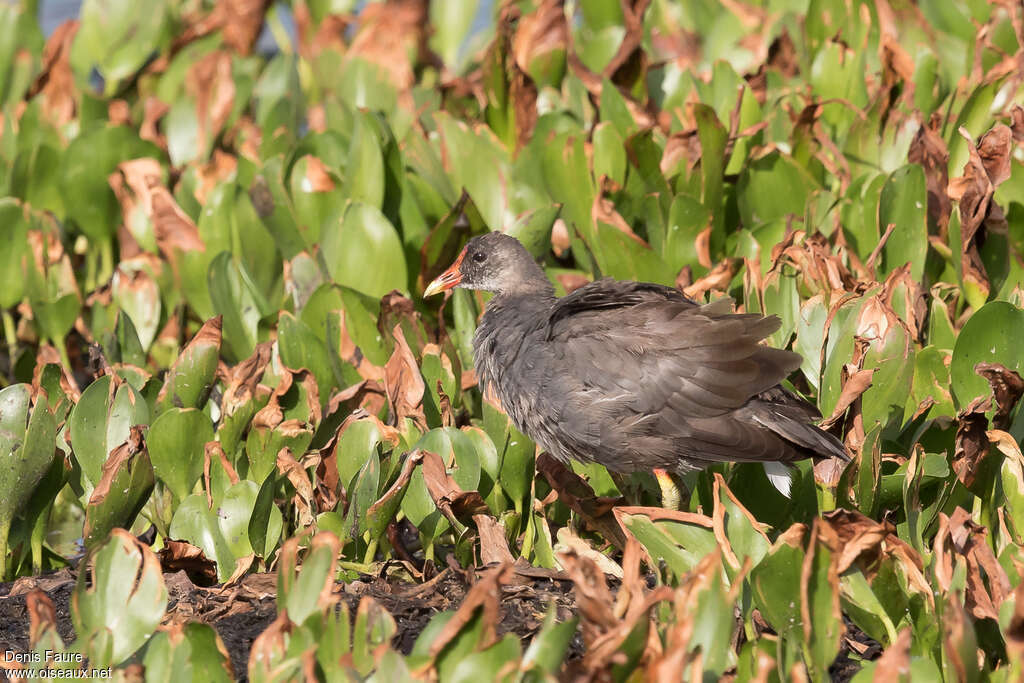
[424,232,552,297]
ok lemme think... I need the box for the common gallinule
[425,232,848,493]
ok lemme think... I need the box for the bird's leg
[653,468,690,511]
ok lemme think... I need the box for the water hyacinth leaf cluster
[0,0,1021,680]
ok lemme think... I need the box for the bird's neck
[489,286,556,312]
[494,260,556,299]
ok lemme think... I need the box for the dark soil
[0,564,580,681]
[0,565,875,681]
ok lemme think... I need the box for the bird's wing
[548,281,799,418]
[544,282,810,465]
[545,279,697,337]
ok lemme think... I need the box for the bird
[424,232,849,497]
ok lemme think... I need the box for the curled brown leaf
[158,540,218,586]
[975,362,1024,429]
[384,324,427,429]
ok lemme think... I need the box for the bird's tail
[763,461,793,497]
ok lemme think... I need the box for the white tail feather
[762,461,793,498]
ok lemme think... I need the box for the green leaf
[72,529,167,667]
[278,533,340,625]
[592,121,627,187]
[208,252,260,362]
[878,164,928,282]
[148,408,214,502]
[860,321,915,436]
[277,311,339,404]
[737,152,817,227]
[155,317,222,414]
[950,301,1024,407]
[250,156,307,258]
[143,622,234,683]
[81,431,155,550]
[248,471,284,560]
[0,390,57,579]
[0,199,30,308]
[618,509,717,579]
[168,494,236,583]
[321,202,407,298]
[343,111,386,209]
[522,607,577,675]
[69,376,150,488]
[70,0,171,95]
[60,126,161,241]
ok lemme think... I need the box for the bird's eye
[472,251,486,263]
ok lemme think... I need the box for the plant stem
[363,538,378,565]
[0,519,10,581]
[520,510,535,560]
[31,503,51,575]
[99,238,114,286]
[53,337,73,375]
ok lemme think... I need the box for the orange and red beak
[423,248,466,297]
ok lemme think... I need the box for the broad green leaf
[72,530,167,667]
[0,390,57,579]
[169,494,236,583]
[878,165,928,282]
[81,432,155,550]
[148,408,214,502]
[70,0,171,95]
[950,301,1024,407]
[321,203,407,298]
[737,152,817,227]
[69,376,150,488]
[60,126,161,241]
[155,317,222,414]
[143,622,234,683]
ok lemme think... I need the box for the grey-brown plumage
[425,232,849,474]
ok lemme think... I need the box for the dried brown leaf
[939,508,1012,620]
[872,628,911,682]
[384,324,427,429]
[953,395,992,489]
[158,540,218,586]
[277,446,316,528]
[420,449,489,528]
[426,562,515,658]
[819,367,874,429]
[221,0,273,54]
[908,114,951,233]
[975,362,1024,429]
[221,341,273,415]
[537,453,626,549]
[27,21,78,127]
[821,509,923,579]
[348,0,428,90]
[186,50,235,155]
[88,425,146,505]
[194,150,239,205]
[512,0,567,75]
[26,589,59,648]
[682,258,741,300]
[140,97,170,150]
[325,380,388,420]
[947,125,1013,301]
[366,450,423,523]
[473,513,516,566]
